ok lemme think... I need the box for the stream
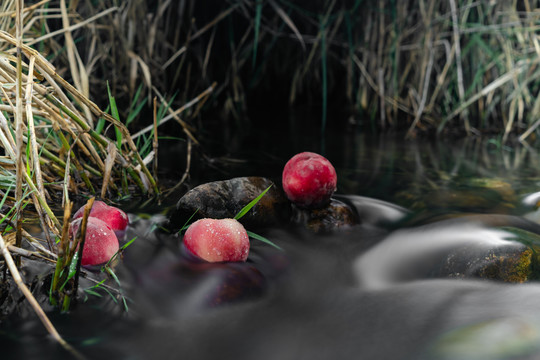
[4,133,540,360]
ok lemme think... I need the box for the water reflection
[331,135,540,211]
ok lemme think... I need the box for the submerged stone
[425,317,540,360]
[291,198,358,233]
[168,177,290,231]
[399,177,516,213]
[134,251,267,312]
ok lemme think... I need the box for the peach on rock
[282,152,337,208]
[73,200,129,237]
[183,218,250,263]
[69,217,120,267]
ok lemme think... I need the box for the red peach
[69,217,120,267]
[282,152,337,208]
[73,200,129,237]
[183,218,250,263]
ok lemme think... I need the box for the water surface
[4,134,540,360]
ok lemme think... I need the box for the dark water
[5,134,540,360]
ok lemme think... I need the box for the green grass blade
[107,81,123,149]
[234,185,272,220]
[59,252,79,292]
[0,184,13,215]
[103,266,122,288]
[179,209,200,233]
[126,83,146,126]
[95,117,106,134]
[84,289,103,297]
[320,17,328,148]
[252,0,263,67]
[156,92,178,121]
[121,237,137,251]
[247,230,282,250]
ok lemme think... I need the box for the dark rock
[335,194,410,228]
[355,217,540,286]
[291,198,359,233]
[433,241,534,283]
[132,249,267,313]
[168,177,291,231]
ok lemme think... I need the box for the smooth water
[5,134,540,360]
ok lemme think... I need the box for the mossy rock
[433,226,540,283]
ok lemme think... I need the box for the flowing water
[4,133,540,360]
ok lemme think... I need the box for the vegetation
[0,0,539,356]
[49,0,540,142]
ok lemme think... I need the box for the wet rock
[354,218,540,288]
[335,194,410,228]
[202,263,266,307]
[433,241,534,282]
[291,198,358,233]
[433,224,540,283]
[519,191,540,223]
[134,251,267,314]
[168,177,290,231]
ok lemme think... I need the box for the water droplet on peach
[69,217,120,267]
[282,152,337,208]
[183,218,250,263]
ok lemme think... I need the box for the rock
[335,194,410,228]
[168,177,290,232]
[203,263,266,307]
[432,241,534,283]
[411,216,540,283]
[291,198,358,233]
[135,252,266,312]
[354,217,540,288]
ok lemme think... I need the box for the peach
[69,217,120,267]
[282,152,337,208]
[183,218,250,263]
[73,200,129,237]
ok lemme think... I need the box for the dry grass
[66,1,534,142]
[0,1,163,231]
[8,1,536,144]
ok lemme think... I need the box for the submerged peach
[282,152,337,208]
[183,218,250,263]
[70,217,120,267]
[73,200,129,237]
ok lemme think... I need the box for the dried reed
[69,0,538,141]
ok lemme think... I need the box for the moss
[481,248,533,283]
